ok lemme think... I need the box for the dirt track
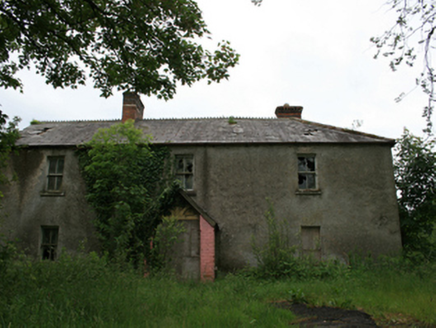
[275,302,376,327]
[274,302,436,327]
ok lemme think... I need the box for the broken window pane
[185,158,193,173]
[306,157,315,171]
[41,226,59,261]
[297,155,317,190]
[175,155,194,190]
[298,157,307,171]
[298,174,307,189]
[176,158,184,172]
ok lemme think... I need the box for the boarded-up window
[175,155,194,190]
[41,226,59,260]
[47,156,64,191]
[301,226,321,260]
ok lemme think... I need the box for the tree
[371,1,436,132]
[0,0,239,99]
[79,121,178,267]
[394,128,436,259]
[0,111,20,202]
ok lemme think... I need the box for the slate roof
[16,117,395,147]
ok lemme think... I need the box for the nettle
[78,121,179,268]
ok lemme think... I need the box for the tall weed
[250,199,348,280]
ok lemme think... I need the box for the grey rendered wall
[0,148,99,259]
[171,143,402,271]
[1,143,401,271]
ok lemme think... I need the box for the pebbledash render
[0,93,402,280]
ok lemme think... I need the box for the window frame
[46,156,65,192]
[40,226,59,261]
[296,154,320,194]
[174,154,194,191]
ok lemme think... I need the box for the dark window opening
[175,155,194,190]
[47,157,64,191]
[41,226,59,260]
[298,156,317,190]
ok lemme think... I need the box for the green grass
[1,251,436,327]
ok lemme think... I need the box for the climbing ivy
[0,111,20,202]
[78,121,179,268]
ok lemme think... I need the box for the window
[298,155,316,190]
[175,155,194,190]
[47,156,64,191]
[41,226,59,260]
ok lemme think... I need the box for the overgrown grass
[0,246,296,327]
[1,245,436,327]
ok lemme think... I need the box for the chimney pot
[122,92,144,123]
[275,104,303,119]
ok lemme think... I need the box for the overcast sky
[1,0,433,139]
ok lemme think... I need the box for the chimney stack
[275,104,303,119]
[122,92,144,123]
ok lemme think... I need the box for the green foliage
[1,242,436,326]
[0,111,20,201]
[0,240,145,327]
[79,120,179,267]
[228,116,237,124]
[394,128,436,260]
[30,119,41,125]
[0,0,239,99]
[288,288,308,304]
[251,200,295,278]
[149,216,186,272]
[250,199,347,280]
[0,245,298,326]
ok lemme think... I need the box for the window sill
[295,189,322,196]
[40,191,65,197]
[184,190,196,196]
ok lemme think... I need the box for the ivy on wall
[0,112,20,202]
[78,121,179,268]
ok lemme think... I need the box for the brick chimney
[275,104,303,119]
[122,92,144,123]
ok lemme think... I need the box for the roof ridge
[33,119,121,124]
[33,117,278,123]
[140,117,276,121]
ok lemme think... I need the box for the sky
[1,0,433,139]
